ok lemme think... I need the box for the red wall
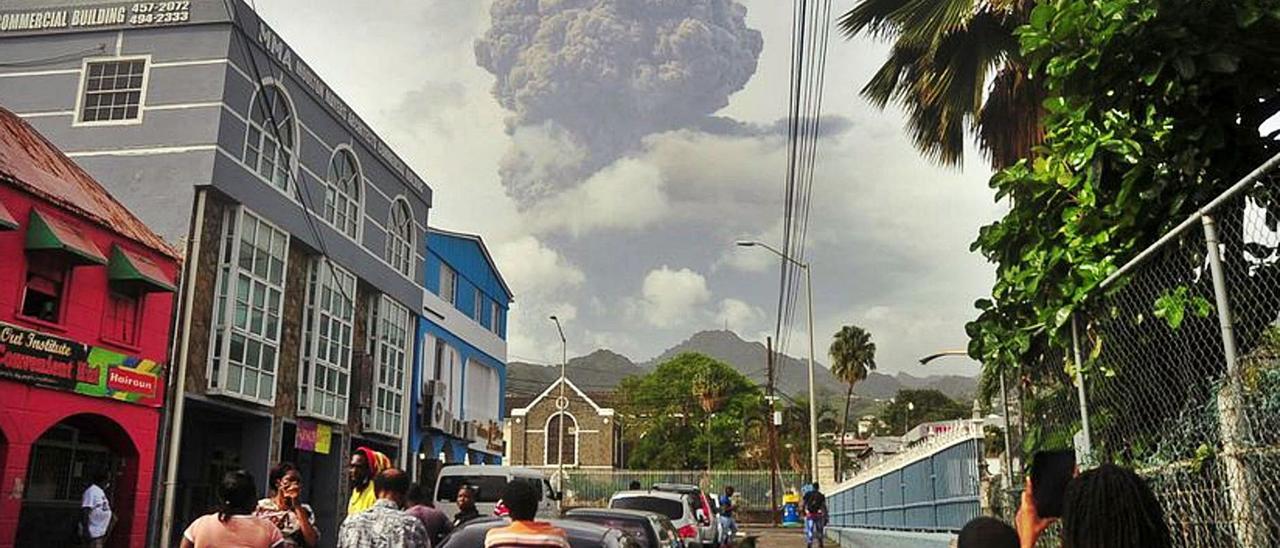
[0,183,178,548]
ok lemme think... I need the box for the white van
[433,466,560,519]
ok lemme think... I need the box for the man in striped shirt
[484,481,569,548]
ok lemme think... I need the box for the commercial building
[414,228,511,483]
[0,1,431,544]
[507,378,624,471]
[0,108,179,547]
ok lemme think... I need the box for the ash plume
[475,0,764,207]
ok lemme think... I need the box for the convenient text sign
[0,321,164,407]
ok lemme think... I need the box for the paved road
[740,524,808,547]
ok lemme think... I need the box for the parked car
[438,516,637,548]
[651,483,719,547]
[609,490,703,547]
[565,508,684,548]
[433,465,560,519]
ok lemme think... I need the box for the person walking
[255,462,320,547]
[802,482,827,548]
[718,486,738,548]
[349,447,392,515]
[337,468,429,548]
[405,483,451,545]
[483,480,569,547]
[80,468,114,548]
[451,486,481,529]
[182,470,285,548]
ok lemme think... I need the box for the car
[438,516,637,548]
[433,465,560,519]
[651,483,720,547]
[565,507,684,548]
[609,490,703,547]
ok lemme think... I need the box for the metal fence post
[1070,313,1093,466]
[1201,214,1262,546]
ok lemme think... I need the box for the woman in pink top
[182,470,285,548]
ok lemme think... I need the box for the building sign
[0,2,198,34]
[0,321,89,389]
[0,321,163,407]
[477,420,504,453]
[295,419,333,455]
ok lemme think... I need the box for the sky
[256,0,1003,376]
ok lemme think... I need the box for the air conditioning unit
[450,418,465,438]
[421,380,452,431]
[463,420,478,441]
[433,380,447,399]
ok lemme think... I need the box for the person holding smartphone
[255,462,320,547]
[1017,463,1171,548]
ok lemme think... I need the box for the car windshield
[436,474,509,503]
[612,497,684,520]
[570,516,653,547]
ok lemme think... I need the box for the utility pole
[766,336,780,525]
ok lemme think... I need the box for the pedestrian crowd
[173,446,570,548]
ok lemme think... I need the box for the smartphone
[1030,450,1076,518]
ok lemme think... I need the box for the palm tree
[829,325,876,476]
[838,0,1040,169]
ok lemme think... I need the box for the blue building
[413,227,511,480]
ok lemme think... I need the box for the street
[740,525,809,548]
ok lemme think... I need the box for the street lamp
[736,240,819,481]
[549,315,567,492]
[918,350,1012,493]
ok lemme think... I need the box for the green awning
[0,200,16,230]
[108,245,176,292]
[25,209,106,264]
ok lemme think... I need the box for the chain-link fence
[558,469,804,513]
[993,152,1280,547]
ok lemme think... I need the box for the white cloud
[490,236,585,297]
[716,298,765,333]
[525,157,669,237]
[633,266,712,328]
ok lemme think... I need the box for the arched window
[243,84,295,191]
[324,148,361,239]
[386,198,413,277]
[544,412,578,466]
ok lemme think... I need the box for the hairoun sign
[0,321,164,407]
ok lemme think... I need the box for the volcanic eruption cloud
[475,0,764,208]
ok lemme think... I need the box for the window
[243,84,295,191]
[79,58,146,123]
[432,337,446,381]
[490,301,501,334]
[545,412,578,466]
[464,360,499,422]
[21,254,68,323]
[300,259,356,423]
[439,264,456,304]
[386,198,414,277]
[102,289,140,345]
[210,207,288,404]
[370,295,412,436]
[324,149,361,239]
[473,288,483,321]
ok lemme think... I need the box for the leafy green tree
[967,0,1280,458]
[875,389,970,436]
[839,0,1040,168]
[829,325,876,474]
[617,353,764,469]
[776,396,840,476]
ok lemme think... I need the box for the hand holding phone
[1030,450,1076,518]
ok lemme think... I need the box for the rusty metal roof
[0,107,178,259]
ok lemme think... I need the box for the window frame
[242,81,299,193]
[298,257,357,424]
[73,55,151,127]
[473,287,483,322]
[385,197,414,278]
[490,300,502,335]
[208,206,290,406]
[368,294,413,437]
[100,287,143,348]
[323,146,363,241]
[544,411,580,467]
[439,263,456,304]
[17,252,73,328]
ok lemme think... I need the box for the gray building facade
[1,2,432,545]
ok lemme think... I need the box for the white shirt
[81,484,112,538]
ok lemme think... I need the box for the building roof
[510,377,614,418]
[428,226,514,301]
[0,108,178,259]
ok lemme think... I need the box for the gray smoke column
[475,0,763,207]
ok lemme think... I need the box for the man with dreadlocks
[348,447,392,516]
[1016,464,1171,548]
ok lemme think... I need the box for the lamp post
[919,350,1012,494]
[736,240,819,480]
[549,315,567,493]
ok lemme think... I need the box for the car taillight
[678,524,698,538]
